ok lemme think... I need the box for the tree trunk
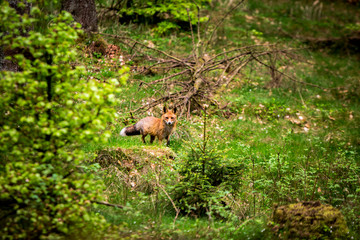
[1,0,32,72]
[61,0,98,32]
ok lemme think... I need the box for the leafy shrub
[117,0,210,33]
[173,111,244,217]
[152,21,179,36]
[0,2,127,238]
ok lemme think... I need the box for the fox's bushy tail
[120,124,140,136]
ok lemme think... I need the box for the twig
[92,27,313,115]
[92,200,124,208]
[144,69,191,86]
[226,193,246,219]
[93,32,195,70]
[187,8,197,61]
[251,53,328,90]
[131,92,184,113]
[157,182,180,227]
[204,0,245,52]
[140,59,180,74]
[153,170,180,227]
[298,88,307,108]
[224,58,251,86]
[208,44,275,62]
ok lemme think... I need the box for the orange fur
[120,107,177,145]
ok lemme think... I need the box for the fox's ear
[163,106,168,113]
[173,107,177,113]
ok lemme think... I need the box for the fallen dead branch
[93,2,325,117]
[92,200,124,208]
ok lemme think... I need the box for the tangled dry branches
[98,31,308,117]
[94,1,320,117]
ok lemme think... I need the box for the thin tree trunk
[61,0,98,32]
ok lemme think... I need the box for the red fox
[120,107,177,145]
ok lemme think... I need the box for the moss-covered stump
[270,201,349,239]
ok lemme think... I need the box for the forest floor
[82,1,360,239]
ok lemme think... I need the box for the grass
[80,0,360,238]
[93,201,272,239]
[244,0,360,40]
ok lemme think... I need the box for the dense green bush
[113,0,210,35]
[173,111,244,217]
[0,1,127,238]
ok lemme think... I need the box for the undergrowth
[81,0,360,238]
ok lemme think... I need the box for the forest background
[0,0,359,239]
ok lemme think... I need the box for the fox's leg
[166,136,170,146]
[140,130,147,143]
[150,135,155,144]
[157,136,162,145]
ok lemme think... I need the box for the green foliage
[57,0,360,237]
[234,218,271,240]
[232,137,360,236]
[0,162,108,239]
[245,0,360,51]
[173,110,244,217]
[152,21,179,36]
[93,51,103,59]
[118,0,210,34]
[0,1,127,238]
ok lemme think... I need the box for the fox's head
[162,107,177,126]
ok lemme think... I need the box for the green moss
[270,201,349,239]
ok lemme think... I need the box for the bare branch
[251,53,327,90]
[93,32,195,70]
[187,8,197,61]
[144,69,191,86]
[92,200,124,208]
